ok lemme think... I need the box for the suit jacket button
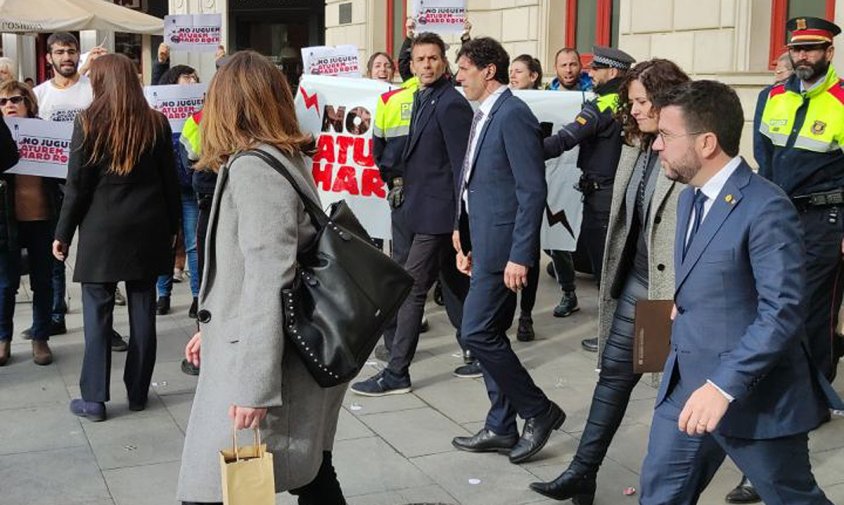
[654,216,662,224]
[197,309,211,323]
[657,263,665,271]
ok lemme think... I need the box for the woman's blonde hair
[0,80,38,118]
[197,50,312,172]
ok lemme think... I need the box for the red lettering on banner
[314,135,335,163]
[312,161,333,191]
[332,165,359,195]
[361,169,386,197]
[336,136,355,164]
[353,138,374,167]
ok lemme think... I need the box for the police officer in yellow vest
[544,45,635,352]
[759,17,844,384]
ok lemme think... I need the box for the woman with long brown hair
[177,51,346,505]
[530,59,690,503]
[54,53,181,422]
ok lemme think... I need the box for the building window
[566,0,620,62]
[769,0,836,68]
[386,0,407,60]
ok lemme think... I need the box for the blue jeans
[0,221,55,341]
[157,189,199,298]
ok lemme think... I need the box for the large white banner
[295,75,394,239]
[412,0,466,35]
[301,45,362,78]
[144,83,207,134]
[5,117,73,178]
[294,75,588,248]
[164,14,222,53]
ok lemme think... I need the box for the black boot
[529,467,596,504]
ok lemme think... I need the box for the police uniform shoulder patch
[575,115,588,125]
[811,120,827,135]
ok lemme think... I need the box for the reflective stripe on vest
[760,68,844,154]
[596,92,620,114]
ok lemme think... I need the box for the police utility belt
[791,188,844,212]
[575,175,608,196]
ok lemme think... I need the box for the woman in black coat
[54,54,181,422]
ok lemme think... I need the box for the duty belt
[792,189,844,211]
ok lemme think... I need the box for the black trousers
[196,193,213,282]
[181,451,345,505]
[799,206,844,381]
[581,187,613,283]
[80,279,156,404]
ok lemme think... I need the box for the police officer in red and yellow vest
[758,17,844,384]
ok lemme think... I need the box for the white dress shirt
[462,85,508,208]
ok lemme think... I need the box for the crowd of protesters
[0,12,842,505]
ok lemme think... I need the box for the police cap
[591,46,635,70]
[786,16,841,46]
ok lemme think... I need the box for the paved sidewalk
[1,264,842,505]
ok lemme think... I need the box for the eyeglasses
[657,130,706,143]
[0,96,25,106]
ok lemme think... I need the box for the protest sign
[144,83,208,134]
[412,0,466,35]
[295,74,394,239]
[301,45,362,78]
[5,117,73,178]
[294,75,587,248]
[164,14,222,53]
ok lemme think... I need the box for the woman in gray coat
[530,59,690,503]
[176,51,347,505]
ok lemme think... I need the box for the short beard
[663,147,701,185]
[51,60,78,78]
[791,57,829,83]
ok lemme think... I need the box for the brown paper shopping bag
[219,427,275,505]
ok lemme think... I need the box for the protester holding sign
[366,52,396,83]
[55,54,181,423]
[0,81,65,367]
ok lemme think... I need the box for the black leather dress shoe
[725,476,761,504]
[452,429,518,453]
[581,337,598,352]
[510,402,566,464]
[529,468,597,505]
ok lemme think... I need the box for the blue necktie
[684,190,708,259]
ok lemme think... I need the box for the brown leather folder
[633,300,674,373]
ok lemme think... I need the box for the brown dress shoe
[0,339,10,366]
[32,341,53,366]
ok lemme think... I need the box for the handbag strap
[233,149,329,229]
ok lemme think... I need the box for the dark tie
[684,189,708,259]
[459,108,486,196]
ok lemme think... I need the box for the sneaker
[173,268,184,283]
[156,296,170,316]
[111,330,128,352]
[517,316,535,342]
[433,281,444,306]
[453,361,483,378]
[373,344,390,362]
[351,369,412,397]
[69,398,106,422]
[181,358,200,376]
[553,291,579,318]
[114,288,127,306]
[188,297,198,319]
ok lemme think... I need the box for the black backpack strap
[233,149,329,229]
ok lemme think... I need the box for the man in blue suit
[352,32,474,396]
[450,37,565,465]
[639,80,840,504]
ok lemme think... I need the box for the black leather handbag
[239,150,413,387]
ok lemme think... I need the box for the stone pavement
[1,263,842,505]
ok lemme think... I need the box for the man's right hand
[387,177,404,209]
[457,251,472,276]
[157,43,170,63]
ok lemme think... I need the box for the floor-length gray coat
[177,145,347,503]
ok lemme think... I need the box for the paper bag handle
[231,426,263,461]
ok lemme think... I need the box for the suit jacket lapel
[404,84,446,159]
[466,88,512,185]
[673,186,693,291]
[675,163,751,293]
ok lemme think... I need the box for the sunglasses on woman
[0,96,25,106]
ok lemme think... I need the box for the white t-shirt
[33,75,93,122]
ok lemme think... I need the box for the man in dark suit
[351,32,473,396]
[450,37,565,465]
[638,80,840,504]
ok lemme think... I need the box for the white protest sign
[164,14,222,53]
[295,74,394,239]
[412,0,466,35]
[301,45,362,78]
[144,83,207,134]
[5,117,73,178]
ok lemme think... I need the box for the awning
[0,0,164,35]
